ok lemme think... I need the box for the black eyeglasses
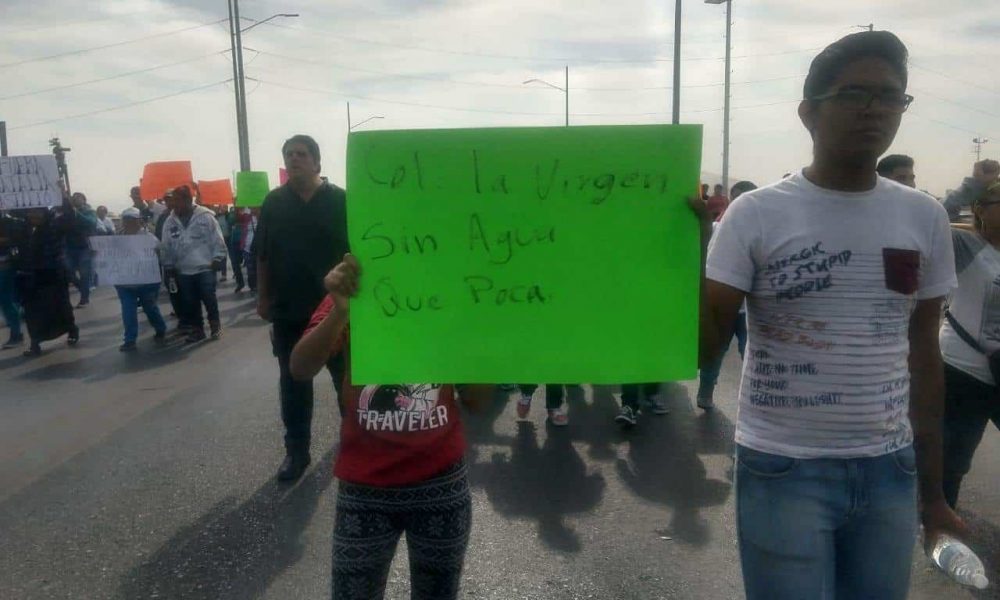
[811,89,914,113]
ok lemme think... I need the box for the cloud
[0,0,998,209]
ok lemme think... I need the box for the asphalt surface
[1,283,998,599]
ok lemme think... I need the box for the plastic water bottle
[930,534,989,590]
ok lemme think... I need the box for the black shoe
[615,405,638,428]
[209,321,222,340]
[76,300,89,308]
[184,328,207,344]
[234,285,245,293]
[277,454,311,482]
[153,330,167,343]
[119,341,137,352]
[67,327,80,346]
[23,344,41,357]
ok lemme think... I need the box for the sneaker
[209,321,222,340]
[75,300,89,309]
[615,405,638,427]
[67,327,80,346]
[696,394,715,411]
[547,408,569,427]
[185,329,207,344]
[648,396,670,415]
[234,285,245,294]
[2,335,24,349]
[153,330,167,343]
[119,341,137,352]
[516,393,532,419]
[23,344,41,357]
[220,275,228,282]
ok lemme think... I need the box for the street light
[705,0,732,192]
[346,102,385,131]
[523,66,569,126]
[227,2,298,171]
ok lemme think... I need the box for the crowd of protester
[1,28,999,600]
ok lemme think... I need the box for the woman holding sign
[290,254,490,600]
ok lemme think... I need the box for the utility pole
[346,102,351,131]
[226,6,298,172]
[227,0,246,171]
[672,0,682,124]
[564,65,569,127]
[721,0,731,192]
[974,137,989,162]
[231,0,250,171]
[0,121,7,157]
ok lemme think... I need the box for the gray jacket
[159,205,227,275]
[943,177,987,222]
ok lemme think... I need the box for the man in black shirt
[257,134,349,482]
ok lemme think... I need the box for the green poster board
[346,125,703,384]
[235,171,270,207]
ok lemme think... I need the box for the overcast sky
[1,0,998,210]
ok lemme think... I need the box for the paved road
[1,284,998,599]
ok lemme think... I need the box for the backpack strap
[945,310,986,354]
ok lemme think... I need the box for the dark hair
[973,185,999,232]
[173,185,193,203]
[282,134,321,164]
[803,31,909,99]
[876,154,914,176]
[730,180,757,198]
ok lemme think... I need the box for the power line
[248,46,804,92]
[0,10,149,35]
[0,50,231,101]
[259,21,821,64]
[911,63,1000,99]
[253,75,799,118]
[910,87,1000,120]
[909,111,997,139]
[9,79,232,130]
[0,19,227,70]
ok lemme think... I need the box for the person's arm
[690,197,749,366]
[208,215,227,268]
[255,209,272,321]
[290,255,360,380]
[290,304,349,381]
[943,161,998,222]
[909,297,969,548]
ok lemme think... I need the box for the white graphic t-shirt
[941,229,1000,385]
[707,172,956,458]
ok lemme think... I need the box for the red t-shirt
[305,296,467,487]
[707,194,729,221]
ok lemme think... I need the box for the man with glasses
[697,31,966,599]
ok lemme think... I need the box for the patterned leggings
[332,462,471,600]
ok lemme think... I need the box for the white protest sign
[90,234,162,286]
[0,155,62,210]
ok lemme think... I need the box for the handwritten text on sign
[90,234,162,286]
[346,125,703,384]
[0,155,62,210]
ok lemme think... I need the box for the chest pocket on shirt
[882,248,921,295]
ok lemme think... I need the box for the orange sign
[197,179,234,206]
[139,161,193,201]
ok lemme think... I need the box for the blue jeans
[65,247,93,303]
[698,312,747,397]
[177,271,219,330]
[115,284,166,343]
[736,445,917,600]
[0,268,21,339]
